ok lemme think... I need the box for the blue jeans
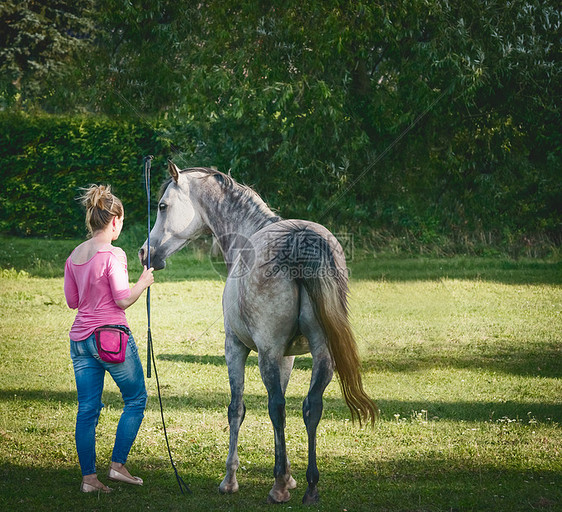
[70,330,147,476]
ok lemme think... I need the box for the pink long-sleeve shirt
[64,246,132,341]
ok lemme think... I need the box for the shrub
[0,112,170,238]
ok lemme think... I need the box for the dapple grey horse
[140,161,377,504]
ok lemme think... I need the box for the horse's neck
[200,188,278,258]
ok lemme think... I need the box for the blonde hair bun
[79,184,124,236]
[81,184,113,210]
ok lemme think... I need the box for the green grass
[0,234,561,511]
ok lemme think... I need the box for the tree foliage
[1,0,560,252]
[0,0,94,110]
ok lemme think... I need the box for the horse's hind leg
[219,334,250,494]
[259,352,293,504]
[302,350,333,504]
[299,292,335,505]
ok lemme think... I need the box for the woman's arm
[115,266,154,310]
[64,260,79,309]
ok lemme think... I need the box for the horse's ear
[168,160,181,182]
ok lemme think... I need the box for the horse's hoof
[302,488,319,505]
[267,490,291,504]
[219,479,239,494]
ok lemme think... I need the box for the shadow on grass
[363,341,562,379]
[1,388,560,424]
[348,256,562,285]
[158,353,257,367]
[157,340,562,378]
[0,236,223,282]
[1,235,560,284]
[157,354,319,373]
[156,353,315,371]
[0,463,235,512]
[1,450,560,512]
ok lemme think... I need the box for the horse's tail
[296,237,379,426]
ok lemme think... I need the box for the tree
[0,0,94,110]
[3,0,560,249]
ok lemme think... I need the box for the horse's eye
[158,203,167,212]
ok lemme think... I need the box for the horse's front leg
[259,353,292,504]
[280,355,297,492]
[219,334,250,495]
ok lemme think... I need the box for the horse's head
[139,161,208,270]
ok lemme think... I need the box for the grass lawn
[0,235,560,511]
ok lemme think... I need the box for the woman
[64,184,154,493]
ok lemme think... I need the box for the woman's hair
[79,184,124,236]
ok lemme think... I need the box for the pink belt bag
[93,325,131,363]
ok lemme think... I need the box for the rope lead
[144,155,153,379]
[143,155,191,495]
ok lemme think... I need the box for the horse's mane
[159,167,256,200]
[159,167,280,224]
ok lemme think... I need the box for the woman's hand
[138,265,155,290]
[115,266,155,310]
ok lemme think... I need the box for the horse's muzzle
[138,246,166,270]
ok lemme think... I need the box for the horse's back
[251,219,347,271]
[223,218,347,355]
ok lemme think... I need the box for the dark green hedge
[0,112,170,238]
[1,112,560,256]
